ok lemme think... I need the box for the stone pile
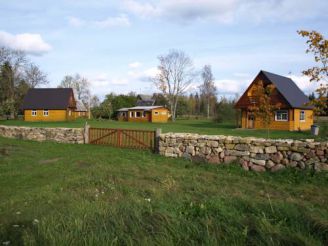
[0,125,84,144]
[159,133,328,172]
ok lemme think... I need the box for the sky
[0,0,327,100]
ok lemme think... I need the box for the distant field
[1,118,326,140]
[0,137,327,245]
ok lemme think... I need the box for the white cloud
[0,31,52,55]
[68,15,130,28]
[82,66,160,97]
[127,66,159,81]
[68,16,85,27]
[122,0,160,18]
[288,74,317,95]
[215,78,250,98]
[111,78,129,85]
[121,0,328,24]
[128,61,142,68]
[94,15,131,28]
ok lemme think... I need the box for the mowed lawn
[0,137,328,245]
[0,118,323,139]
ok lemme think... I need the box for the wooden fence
[88,127,158,151]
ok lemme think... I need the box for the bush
[215,99,236,123]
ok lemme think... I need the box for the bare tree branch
[153,50,195,121]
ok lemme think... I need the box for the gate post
[155,128,162,153]
[84,122,90,144]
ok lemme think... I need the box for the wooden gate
[89,128,156,151]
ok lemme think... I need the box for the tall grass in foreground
[0,137,327,245]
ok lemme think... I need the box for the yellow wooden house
[117,106,170,123]
[235,71,314,131]
[21,88,77,121]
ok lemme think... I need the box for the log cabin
[117,106,169,123]
[235,71,314,131]
[21,88,77,121]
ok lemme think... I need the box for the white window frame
[68,110,72,116]
[275,110,288,121]
[130,111,134,118]
[43,109,49,116]
[31,110,37,116]
[300,111,305,122]
[142,111,146,118]
[161,111,166,115]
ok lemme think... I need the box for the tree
[58,74,91,106]
[199,65,217,118]
[249,80,281,138]
[152,93,169,106]
[90,95,100,108]
[215,97,236,123]
[0,47,28,118]
[0,46,49,118]
[298,30,328,115]
[92,93,137,119]
[25,64,48,88]
[153,50,195,121]
[0,62,15,117]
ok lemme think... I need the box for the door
[248,114,255,129]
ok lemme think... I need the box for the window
[161,111,166,115]
[68,110,72,116]
[130,111,134,118]
[43,109,49,116]
[300,111,305,121]
[142,111,146,117]
[122,112,126,117]
[275,110,288,121]
[32,110,37,116]
[136,112,141,118]
[154,111,159,115]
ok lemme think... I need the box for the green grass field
[1,118,325,139]
[1,137,328,245]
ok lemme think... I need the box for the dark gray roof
[261,70,312,109]
[21,88,74,110]
[136,94,155,106]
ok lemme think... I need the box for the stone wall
[159,133,328,172]
[0,125,85,144]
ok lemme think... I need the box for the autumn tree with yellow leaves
[298,30,328,115]
[249,80,282,138]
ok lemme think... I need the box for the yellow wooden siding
[66,109,75,121]
[292,109,313,131]
[73,111,87,119]
[151,108,169,123]
[254,117,290,130]
[125,108,169,123]
[241,110,247,128]
[240,109,313,131]
[24,109,67,121]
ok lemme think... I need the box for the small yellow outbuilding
[117,106,170,123]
